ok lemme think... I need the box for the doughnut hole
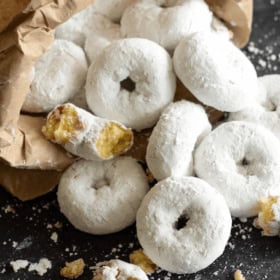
[93,178,110,189]
[96,123,133,159]
[120,77,136,92]
[42,104,84,144]
[174,212,189,231]
[236,156,256,177]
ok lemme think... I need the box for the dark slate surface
[1,0,280,279]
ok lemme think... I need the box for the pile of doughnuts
[23,0,280,278]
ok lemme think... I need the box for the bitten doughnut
[95,0,135,23]
[146,101,211,181]
[84,14,122,64]
[42,103,133,161]
[194,121,280,218]
[254,196,280,237]
[229,75,280,139]
[86,38,176,131]
[121,0,212,51]
[136,176,232,274]
[22,40,88,113]
[173,32,258,112]
[55,5,95,46]
[93,260,148,280]
[58,157,149,235]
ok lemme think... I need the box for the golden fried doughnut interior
[129,249,157,274]
[255,196,278,235]
[60,258,85,279]
[42,104,83,144]
[96,123,133,159]
[234,269,246,280]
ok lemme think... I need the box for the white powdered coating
[146,101,211,181]
[58,157,149,235]
[55,5,95,46]
[95,0,135,23]
[136,176,232,274]
[173,32,258,112]
[257,197,280,236]
[194,121,280,217]
[46,103,133,161]
[229,75,280,140]
[86,38,176,131]
[84,14,122,64]
[121,0,212,51]
[22,40,88,113]
[95,259,148,280]
[68,88,89,111]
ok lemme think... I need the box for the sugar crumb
[28,258,52,276]
[50,232,58,243]
[10,260,29,272]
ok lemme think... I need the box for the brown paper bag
[0,0,95,199]
[206,0,253,48]
[0,0,253,200]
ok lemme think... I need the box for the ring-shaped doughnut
[22,40,88,113]
[136,176,231,274]
[229,75,280,139]
[146,101,211,181]
[121,0,212,51]
[86,38,176,131]
[194,121,280,217]
[58,157,149,235]
[173,32,258,112]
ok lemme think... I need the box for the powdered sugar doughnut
[95,0,135,23]
[173,32,258,112]
[121,0,212,51]
[85,14,122,64]
[58,157,149,235]
[136,176,231,274]
[194,121,280,218]
[42,103,133,161]
[229,75,280,139]
[55,5,95,46]
[146,101,211,181]
[22,40,88,113]
[86,38,176,131]
[93,260,148,280]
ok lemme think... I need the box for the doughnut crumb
[234,269,246,280]
[254,196,280,236]
[96,122,133,159]
[129,249,157,274]
[42,104,84,144]
[60,258,85,279]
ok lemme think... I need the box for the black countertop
[1,0,280,279]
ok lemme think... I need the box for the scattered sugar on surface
[50,232,58,243]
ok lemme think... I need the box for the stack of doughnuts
[22,0,280,278]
